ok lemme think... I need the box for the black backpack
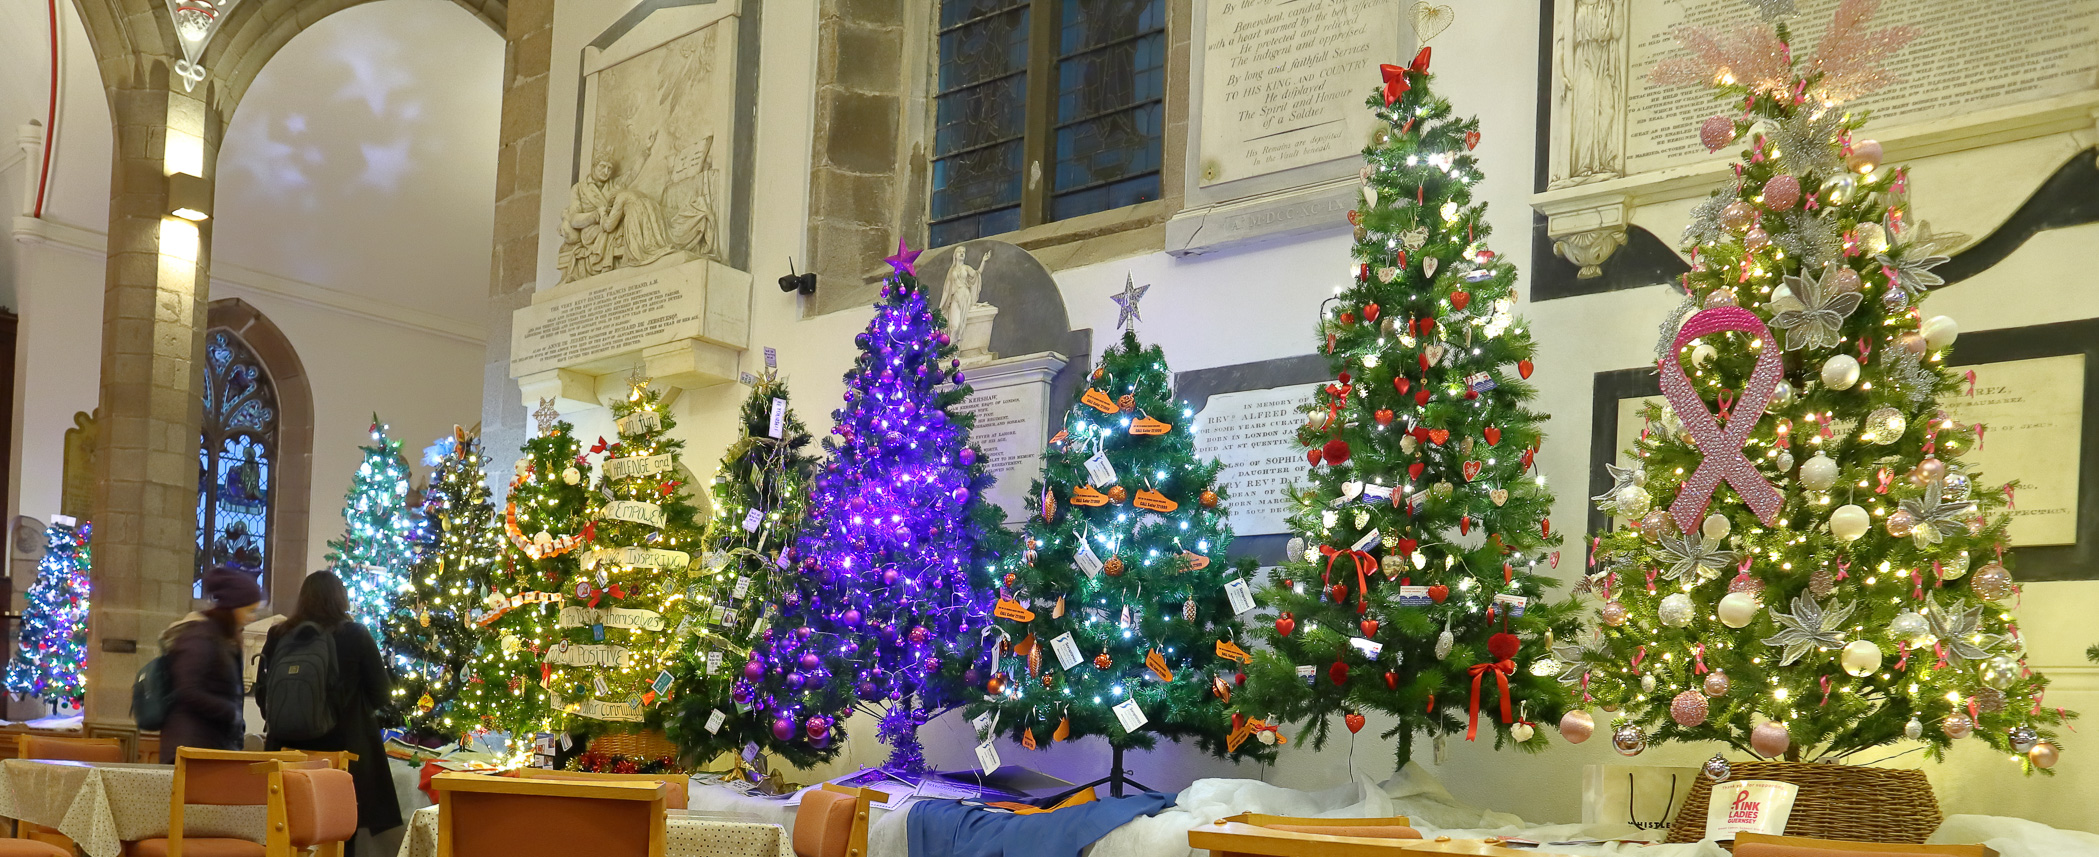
[262,622,339,741]
[132,653,174,730]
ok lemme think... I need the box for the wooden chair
[14,735,127,851]
[791,784,887,857]
[1221,813,1422,841]
[121,748,309,857]
[248,758,359,857]
[507,769,690,809]
[431,773,666,857]
[1190,821,1538,857]
[1733,833,1998,857]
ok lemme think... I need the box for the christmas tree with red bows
[1568,0,2072,775]
[1234,48,1578,766]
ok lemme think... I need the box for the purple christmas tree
[782,241,1006,774]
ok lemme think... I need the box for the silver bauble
[1862,407,1908,444]
[1775,451,1795,473]
[2009,726,2040,753]
[1771,379,1796,405]
[1942,550,1971,580]
[1703,754,1732,782]
[1820,173,1859,206]
[1800,453,1839,491]
[1943,714,1974,739]
[1702,514,1732,541]
[1641,673,1657,693]
[1972,562,2015,601]
[1942,471,1972,501]
[1435,628,1454,660]
[1981,655,2020,690]
[1286,536,1306,560]
[1905,718,1923,740]
[1612,723,1647,756]
[1889,611,1931,644]
[1658,593,1696,627]
[1615,484,1653,517]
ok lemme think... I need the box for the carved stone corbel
[1555,228,1629,279]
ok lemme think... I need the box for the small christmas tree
[1234,48,1578,765]
[784,241,1005,774]
[664,371,849,770]
[1571,0,2072,771]
[967,319,1268,781]
[458,401,597,743]
[553,378,705,739]
[5,518,91,709]
[391,426,505,739]
[328,417,417,637]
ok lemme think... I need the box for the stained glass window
[196,330,276,597]
[931,0,1163,246]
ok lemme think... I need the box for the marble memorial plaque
[948,354,1067,524]
[1194,383,1322,535]
[1945,354,2085,547]
[1197,0,1401,186]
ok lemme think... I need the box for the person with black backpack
[155,567,265,761]
[256,571,400,853]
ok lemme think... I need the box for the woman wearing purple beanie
[157,567,264,762]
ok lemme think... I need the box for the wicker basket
[585,729,680,761]
[1664,761,1941,845]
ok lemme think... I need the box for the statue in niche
[556,158,678,283]
[1558,0,1626,185]
[938,245,999,367]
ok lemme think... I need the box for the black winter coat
[256,621,403,833]
[159,616,247,762]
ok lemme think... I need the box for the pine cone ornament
[1183,598,1197,622]
[1809,566,1835,597]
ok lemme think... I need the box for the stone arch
[205,298,312,610]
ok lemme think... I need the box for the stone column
[85,81,221,731]
[480,0,555,484]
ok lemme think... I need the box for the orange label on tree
[994,598,1036,622]
[1215,640,1252,663]
[1049,430,1068,446]
[1131,415,1171,435]
[1022,728,1038,751]
[1226,717,1255,753]
[1081,389,1118,412]
[1053,716,1071,743]
[1182,551,1211,571]
[1134,489,1178,512]
[1145,649,1174,682]
[1070,485,1110,506]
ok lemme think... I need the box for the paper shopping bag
[1703,779,1798,841]
[1581,764,1698,838]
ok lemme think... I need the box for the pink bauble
[1827,267,1863,295]
[1704,671,1731,697]
[1943,714,1975,738]
[1972,563,2015,601]
[772,718,795,741]
[1846,139,1884,172]
[2029,741,2060,770]
[1763,174,1801,210]
[1600,601,1629,627]
[1559,710,1596,744]
[1727,573,1766,595]
[1700,116,1737,152]
[1751,721,1791,757]
[1897,332,1927,356]
[1886,509,1917,538]
[1916,457,1948,483]
[1671,690,1710,727]
[1720,201,1756,232]
[1744,226,1772,251]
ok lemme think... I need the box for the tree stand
[1052,745,1155,800]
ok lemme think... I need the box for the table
[0,759,265,857]
[398,805,791,857]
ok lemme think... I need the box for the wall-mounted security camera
[778,259,816,296]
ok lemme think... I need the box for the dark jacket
[256,620,402,833]
[159,614,247,763]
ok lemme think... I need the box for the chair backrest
[1228,813,1422,841]
[792,784,886,857]
[1189,821,1478,857]
[1733,833,1998,857]
[17,735,126,763]
[174,748,309,806]
[433,773,666,857]
[510,769,690,809]
[250,757,358,857]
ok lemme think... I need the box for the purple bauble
[811,731,831,748]
[857,681,878,698]
[772,718,795,741]
[786,673,806,691]
[954,372,966,385]
[797,625,815,639]
[799,653,821,671]
[732,683,754,705]
[959,448,977,466]
[806,671,827,688]
[842,609,862,626]
[882,569,900,586]
[951,486,970,503]
[743,660,765,681]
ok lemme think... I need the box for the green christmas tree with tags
[1569,0,2072,774]
[553,378,706,741]
[328,417,417,640]
[1234,47,1579,765]
[391,426,505,740]
[664,370,844,769]
[457,401,598,743]
[966,310,1269,775]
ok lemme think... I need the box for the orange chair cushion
[122,838,267,857]
[0,839,73,857]
[446,792,656,857]
[1264,824,1422,839]
[509,771,690,809]
[181,759,270,806]
[792,789,857,857]
[282,768,359,847]
[21,736,126,763]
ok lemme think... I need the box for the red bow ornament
[1379,64,1411,105]
[588,583,626,608]
[1466,632,1522,741]
[1320,545,1376,611]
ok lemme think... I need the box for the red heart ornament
[1463,460,1483,481]
[1362,302,1381,322]
[1329,583,1348,603]
[1384,671,1399,690]
[1450,291,1471,311]
[1418,353,1432,372]
[1397,538,1418,555]
[1345,713,1366,734]
[1347,209,1361,225]
[1393,377,1411,395]
[1414,389,1432,406]
[1408,462,1425,480]
[1375,409,1395,426]
[1275,613,1296,636]
[1330,661,1350,686]
[1411,426,1431,442]
[1419,317,1437,335]
[1517,359,1534,379]
[1340,311,1357,325]
[1464,130,1482,150]
[1427,584,1449,604]
[1428,429,1451,445]
[1360,619,1380,637]
[1484,426,1502,446]
[1307,449,1323,466]
[1235,671,1247,686]
[1322,438,1352,465]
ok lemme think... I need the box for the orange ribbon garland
[1320,545,1375,610]
[1465,659,1515,741]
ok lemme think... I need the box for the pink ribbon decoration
[1645,568,1658,593]
[1923,425,1938,454]
[1965,370,1977,396]
[1589,537,1601,567]
[1661,307,1785,526]
[1835,557,1851,581]
[1819,675,1832,706]
[1857,338,1873,364]
[1716,389,1736,421]
[2003,485,2017,508]
[1913,569,1925,600]
[1875,468,1894,494]
[1632,645,1647,673]
[1975,423,1986,450]
[1693,644,1709,675]
[1895,641,1909,671]
[1775,418,1791,448]
[1935,641,1949,670]
[1967,698,1981,724]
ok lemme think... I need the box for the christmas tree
[966,318,1269,773]
[328,417,417,637]
[551,378,706,741]
[457,401,597,743]
[390,426,505,740]
[1569,0,2071,771]
[664,371,849,770]
[784,241,1004,774]
[4,518,91,707]
[1234,48,1578,765]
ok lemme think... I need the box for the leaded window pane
[196,330,276,596]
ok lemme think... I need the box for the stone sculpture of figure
[667,136,720,261]
[939,245,985,343]
[556,159,677,283]
[1563,0,1626,181]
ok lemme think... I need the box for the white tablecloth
[0,759,265,857]
[398,805,791,857]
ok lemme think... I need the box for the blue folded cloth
[907,791,1179,857]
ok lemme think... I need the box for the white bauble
[1615,484,1653,517]
[1717,591,1761,628]
[1980,655,2020,690]
[1840,640,1883,676]
[1511,722,1536,742]
[1889,611,1931,644]
[1921,315,1959,350]
[561,466,581,485]
[1905,718,1923,740]
[1691,343,1719,368]
[1821,354,1861,390]
[1799,453,1839,491]
[1641,674,1658,693]
[1658,593,1696,627]
[1286,537,1306,561]
[1771,380,1795,405]
[1775,451,1795,474]
[1702,514,1732,541]
[1830,504,1870,542]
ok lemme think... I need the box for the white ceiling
[213,0,503,326]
